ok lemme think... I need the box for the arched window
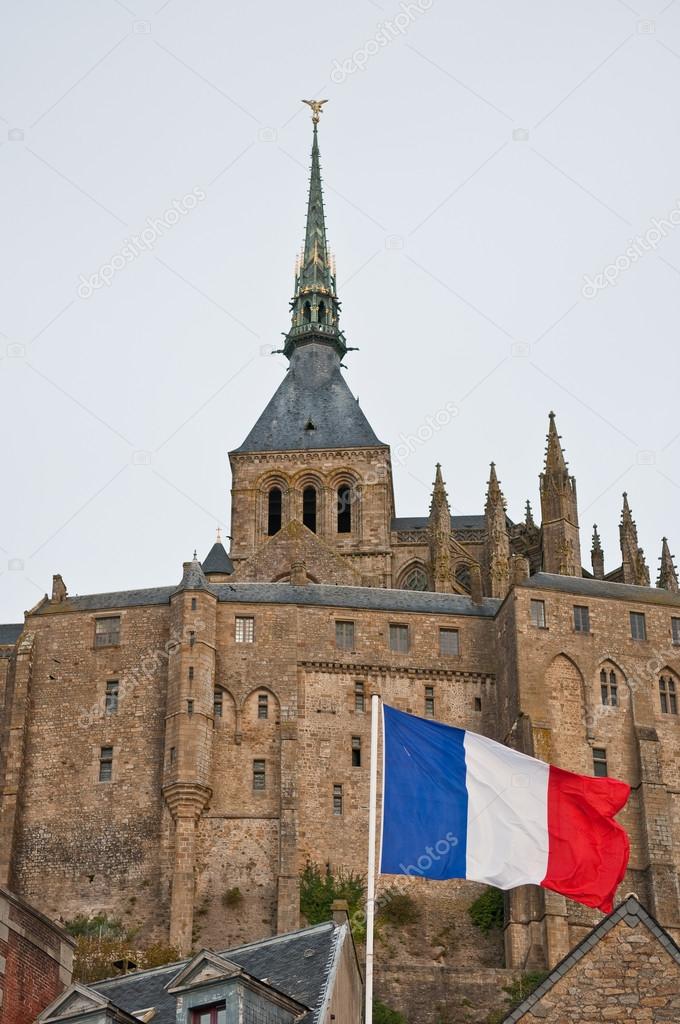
[337,484,352,533]
[401,566,429,591]
[303,301,311,323]
[455,565,471,592]
[267,487,282,536]
[660,675,678,714]
[318,301,326,324]
[302,487,317,532]
[600,668,618,706]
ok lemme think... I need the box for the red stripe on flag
[541,765,630,913]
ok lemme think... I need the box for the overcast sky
[1,0,680,620]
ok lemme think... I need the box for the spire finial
[525,499,535,528]
[302,99,328,125]
[216,526,222,543]
[193,549,198,560]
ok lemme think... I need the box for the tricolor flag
[380,705,630,912]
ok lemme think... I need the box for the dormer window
[191,1004,226,1024]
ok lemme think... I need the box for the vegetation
[486,972,549,1023]
[373,998,407,1024]
[299,861,366,940]
[377,887,420,928]
[468,886,504,933]
[221,886,243,909]
[64,914,180,984]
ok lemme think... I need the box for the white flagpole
[365,693,380,1024]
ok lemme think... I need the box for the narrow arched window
[303,487,317,532]
[267,487,282,536]
[337,484,352,533]
[318,301,326,324]
[303,301,311,323]
[402,567,428,591]
[455,565,471,592]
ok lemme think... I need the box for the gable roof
[91,921,341,1024]
[0,623,22,645]
[521,572,680,608]
[501,896,680,1022]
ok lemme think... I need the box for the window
[600,669,618,707]
[169,746,176,765]
[213,689,223,719]
[530,600,546,628]
[659,676,678,715]
[187,699,194,716]
[191,597,197,610]
[455,565,471,592]
[333,784,343,816]
[302,486,317,532]
[253,759,266,790]
[425,685,435,719]
[105,680,119,714]
[630,611,647,640]
[191,1003,226,1024]
[352,736,361,767]
[258,693,269,720]
[439,628,460,656]
[268,487,282,535]
[189,630,195,647]
[99,746,113,782]
[592,748,608,778]
[94,616,120,648]
[573,606,590,633]
[389,624,409,653]
[354,681,365,713]
[672,618,680,646]
[336,620,355,651]
[235,616,254,643]
[188,666,194,681]
[337,485,352,533]
[401,566,428,591]
[474,696,482,712]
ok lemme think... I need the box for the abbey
[1,110,680,1018]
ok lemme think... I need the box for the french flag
[380,705,631,912]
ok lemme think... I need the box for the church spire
[539,411,581,576]
[283,102,346,360]
[428,463,453,593]
[657,537,679,592]
[591,524,604,579]
[619,492,650,586]
[485,462,510,599]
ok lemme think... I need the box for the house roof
[91,921,342,1024]
[0,623,22,645]
[501,895,680,1022]
[521,572,680,608]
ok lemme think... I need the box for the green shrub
[64,913,125,940]
[299,861,365,940]
[373,999,407,1024]
[377,888,420,928]
[221,886,243,909]
[65,915,179,983]
[468,887,504,933]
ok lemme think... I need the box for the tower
[619,493,650,586]
[539,412,581,576]
[227,104,394,586]
[484,463,510,599]
[428,464,453,593]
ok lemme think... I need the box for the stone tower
[227,108,395,587]
[539,412,581,576]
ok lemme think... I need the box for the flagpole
[365,693,380,1024]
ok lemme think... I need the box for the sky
[1,0,680,620]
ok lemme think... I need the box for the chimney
[290,560,308,586]
[469,564,483,605]
[51,574,67,603]
[331,899,350,926]
[511,555,530,586]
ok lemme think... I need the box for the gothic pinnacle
[525,500,535,528]
[430,463,450,514]
[485,462,505,511]
[657,536,679,592]
[592,524,602,553]
[544,410,568,475]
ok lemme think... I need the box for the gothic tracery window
[401,566,428,591]
[600,668,618,706]
[455,565,471,592]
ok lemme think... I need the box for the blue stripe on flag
[380,704,468,880]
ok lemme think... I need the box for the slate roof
[202,541,234,575]
[35,582,500,618]
[91,922,341,1024]
[173,558,214,595]
[501,896,680,1022]
[521,571,680,608]
[391,515,487,532]
[234,343,385,453]
[0,623,22,645]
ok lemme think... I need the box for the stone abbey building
[2,111,680,1013]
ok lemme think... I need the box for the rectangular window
[258,693,269,720]
[439,628,460,656]
[189,630,195,647]
[191,597,197,611]
[335,620,355,651]
[389,624,409,653]
[659,676,678,715]
[600,669,618,707]
[191,1003,226,1024]
[474,696,482,712]
[187,699,194,716]
[104,680,119,714]
[573,605,590,633]
[333,784,343,816]
[354,681,365,713]
[253,759,266,791]
[424,685,435,719]
[672,618,680,646]
[352,736,361,767]
[169,746,176,766]
[235,616,254,643]
[213,689,223,719]
[94,616,120,648]
[530,600,546,628]
[188,666,194,681]
[592,748,608,778]
[630,611,647,640]
[99,746,113,782]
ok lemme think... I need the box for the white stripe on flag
[463,732,550,888]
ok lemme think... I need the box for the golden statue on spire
[302,99,328,125]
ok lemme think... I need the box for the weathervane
[302,99,328,125]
